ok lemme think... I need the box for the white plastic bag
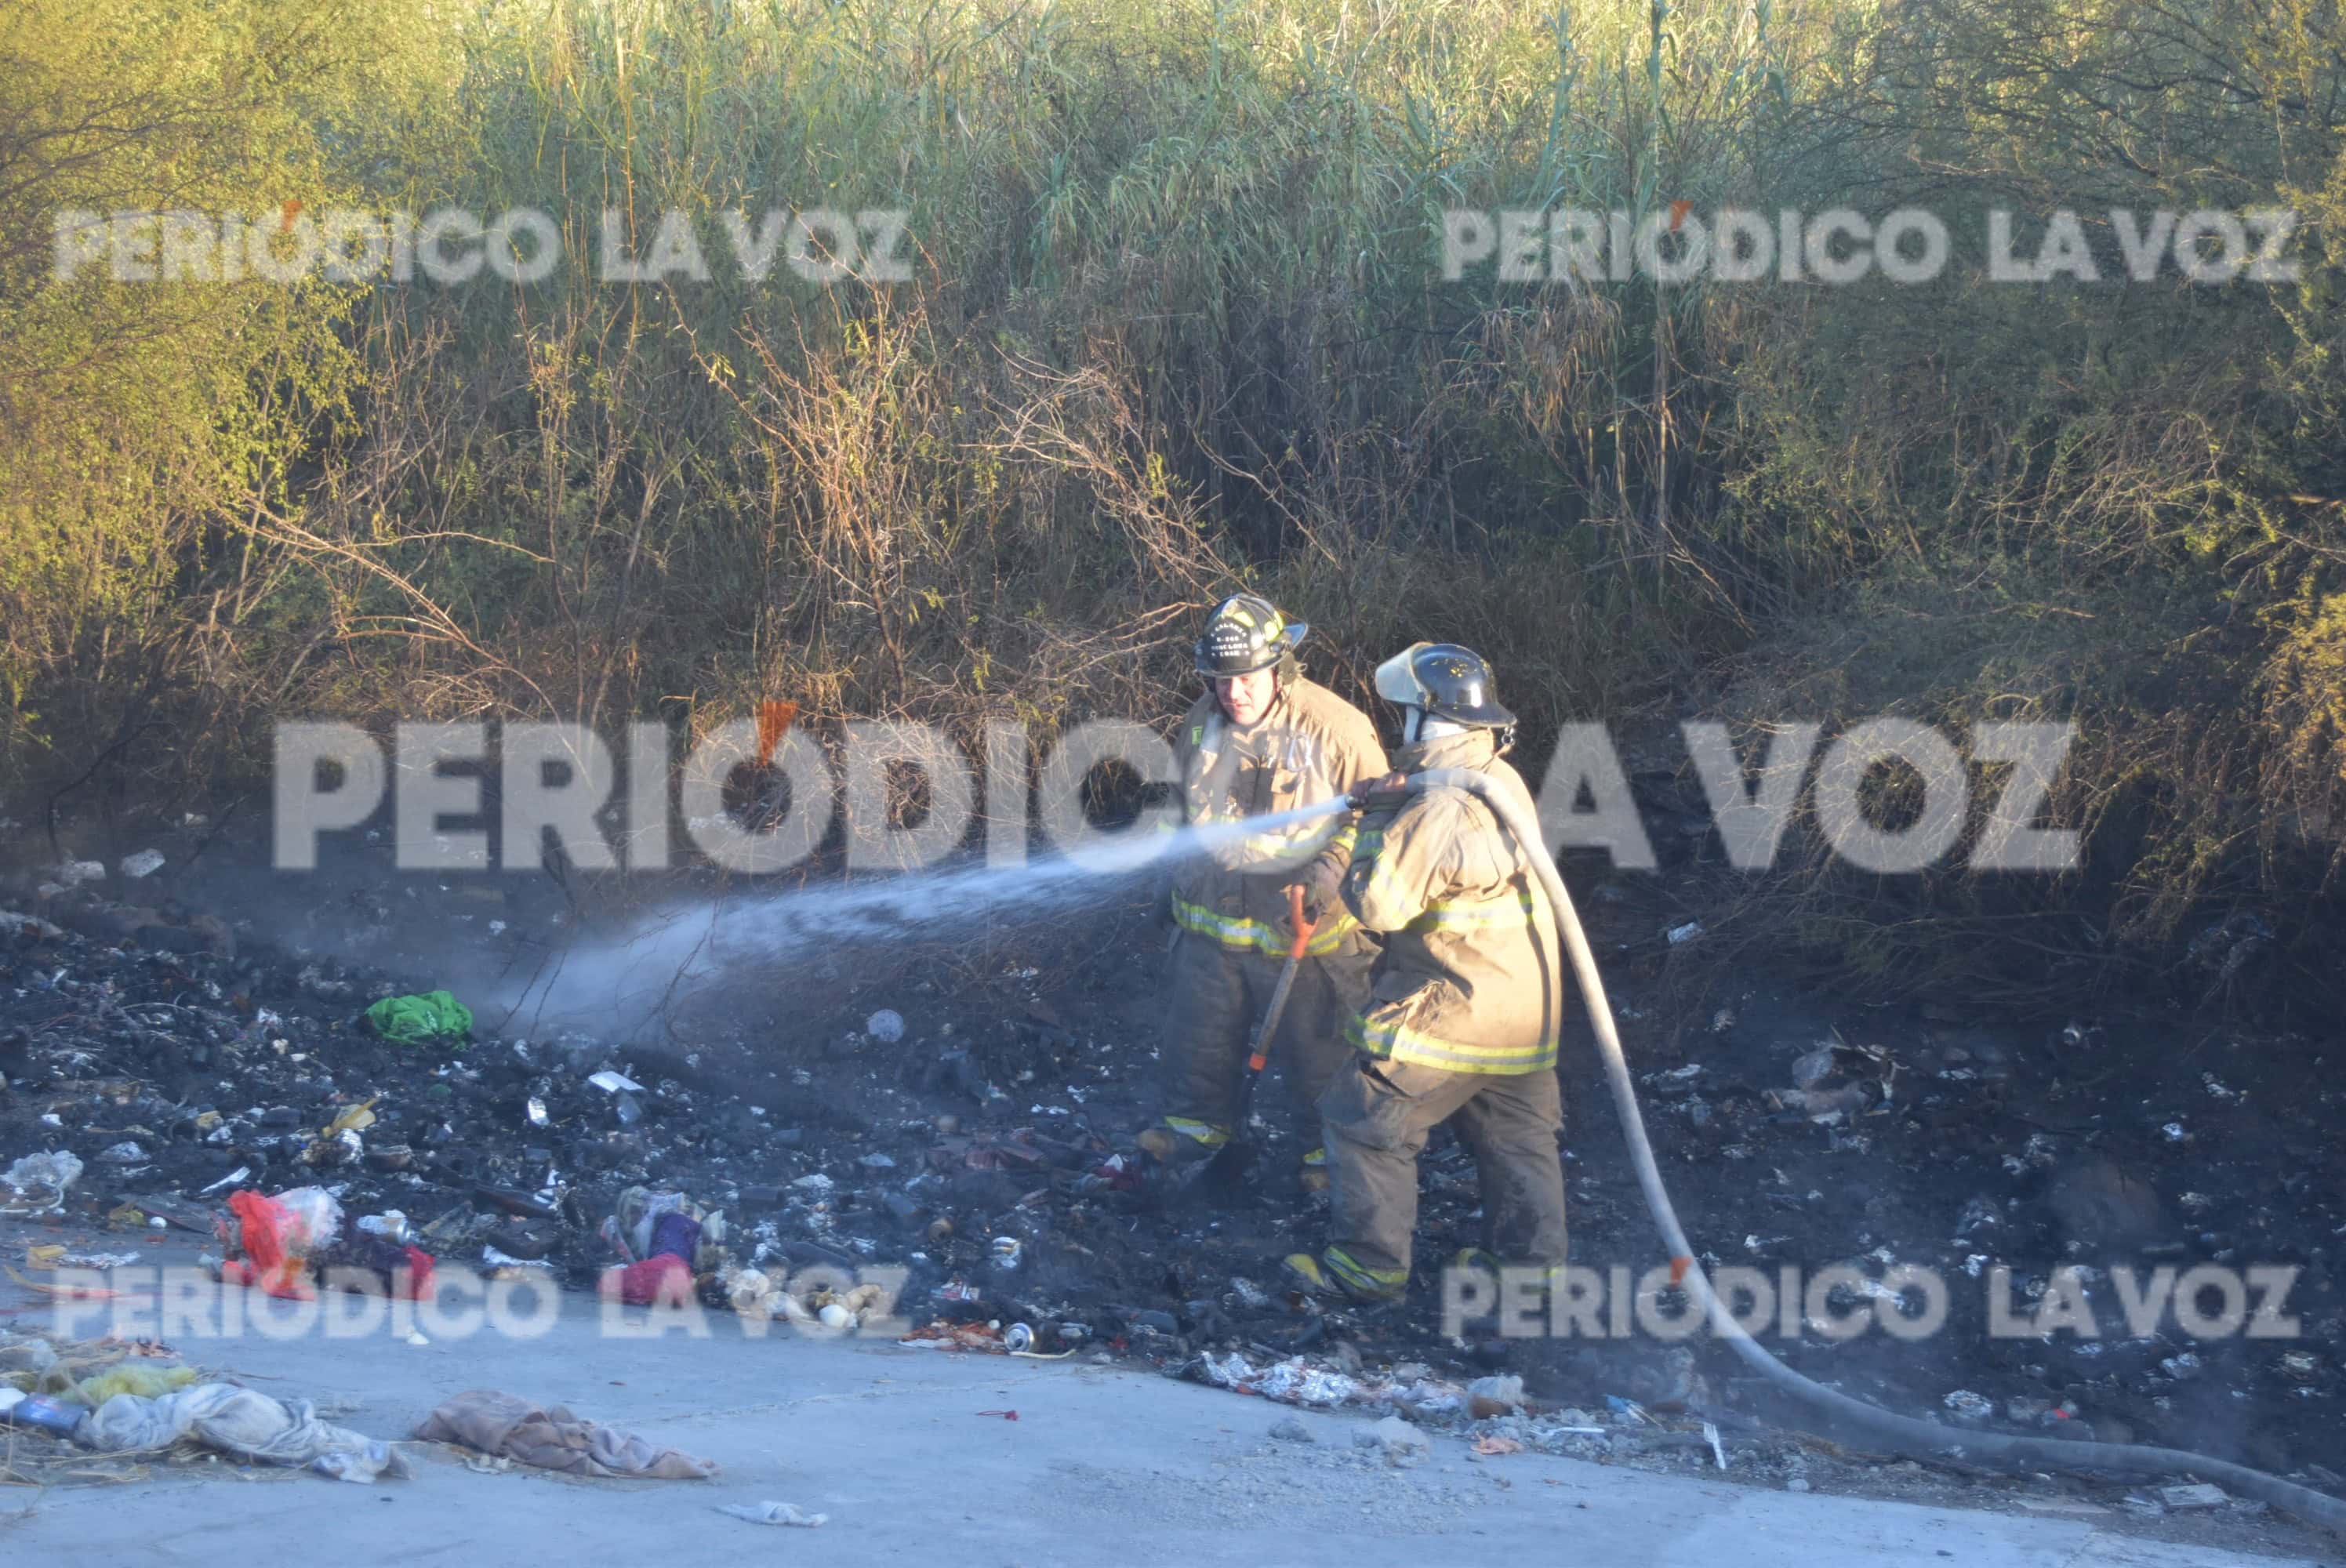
[271,1185,344,1250]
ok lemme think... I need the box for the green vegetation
[3,0,2341,1002]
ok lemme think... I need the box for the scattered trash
[1666,920,1705,945]
[899,1321,1011,1352]
[1774,1040,1898,1116]
[1003,1323,1034,1352]
[2,1150,84,1213]
[718,1501,827,1526]
[1472,1435,1524,1456]
[120,849,166,880]
[1942,1389,1994,1421]
[975,1409,1019,1420]
[587,1070,645,1094]
[2160,1483,2228,1510]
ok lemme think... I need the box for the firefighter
[1283,641,1570,1301]
[1138,593,1389,1186]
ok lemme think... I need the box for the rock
[1785,1477,1810,1493]
[1355,1415,1430,1463]
[2159,1483,2227,1511]
[120,849,165,879]
[1269,1414,1316,1443]
[866,1009,906,1044]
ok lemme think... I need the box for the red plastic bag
[599,1253,693,1307]
[226,1189,314,1300]
[401,1243,438,1301]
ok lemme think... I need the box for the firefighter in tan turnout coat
[1284,642,1572,1301]
[1139,594,1389,1184]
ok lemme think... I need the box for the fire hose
[1368,767,2346,1531]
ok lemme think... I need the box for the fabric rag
[415,1389,717,1479]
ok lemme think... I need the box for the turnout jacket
[1338,728,1567,1073]
[1167,676,1387,957]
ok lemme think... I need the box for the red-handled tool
[1197,884,1317,1197]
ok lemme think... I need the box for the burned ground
[1,808,2341,1551]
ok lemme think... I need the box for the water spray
[501,796,1358,1029]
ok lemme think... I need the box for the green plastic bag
[364,989,473,1045]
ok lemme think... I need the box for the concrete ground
[2,1268,2338,1568]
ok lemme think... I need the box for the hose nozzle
[1347,775,1422,813]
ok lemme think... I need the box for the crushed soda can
[1003,1323,1034,1352]
[990,1236,1022,1272]
[525,1097,548,1127]
[939,1276,982,1304]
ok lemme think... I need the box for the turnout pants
[1317,1055,1567,1279]
[1162,932,1368,1142]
